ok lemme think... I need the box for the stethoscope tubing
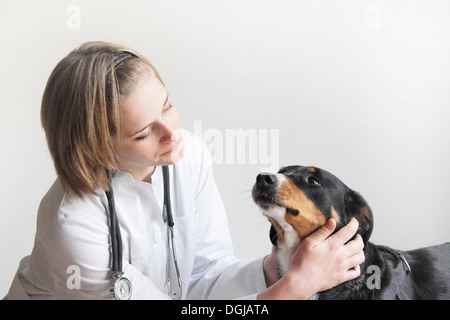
[106,166,182,300]
[105,184,122,275]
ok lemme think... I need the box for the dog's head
[252,165,373,246]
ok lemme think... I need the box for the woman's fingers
[344,244,366,270]
[344,233,365,256]
[302,218,337,248]
[328,218,359,247]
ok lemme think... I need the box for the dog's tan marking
[359,206,369,218]
[331,206,340,223]
[355,206,371,232]
[306,166,316,173]
[266,217,285,244]
[278,178,326,241]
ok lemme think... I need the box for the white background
[1,0,449,297]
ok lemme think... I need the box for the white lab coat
[4,130,267,300]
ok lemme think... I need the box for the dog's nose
[256,173,278,187]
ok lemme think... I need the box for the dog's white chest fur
[263,206,300,275]
[276,225,300,276]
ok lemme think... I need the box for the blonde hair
[41,41,164,197]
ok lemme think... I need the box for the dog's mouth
[252,187,299,218]
[252,186,281,209]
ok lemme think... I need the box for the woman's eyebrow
[130,91,169,137]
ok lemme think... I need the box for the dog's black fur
[253,165,450,300]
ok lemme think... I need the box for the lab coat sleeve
[186,138,267,299]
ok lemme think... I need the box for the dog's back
[316,242,450,300]
[398,242,450,300]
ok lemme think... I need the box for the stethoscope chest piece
[111,274,132,300]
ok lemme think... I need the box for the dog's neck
[318,242,390,300]
[276,228,319,300]
[276,227,301,277]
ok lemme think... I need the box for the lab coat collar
[113,166,163,186]
[111,167,165,213]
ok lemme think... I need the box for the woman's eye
[136,135,148,141]
[135,128,152,141]
[307,177,320,186]
[163,103,174,114]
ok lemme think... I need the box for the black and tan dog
[252,165,450,300]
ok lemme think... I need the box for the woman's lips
[161,140,180,156]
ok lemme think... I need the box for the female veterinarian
[5,42,364,300]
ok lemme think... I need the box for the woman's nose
[159,121,176,143]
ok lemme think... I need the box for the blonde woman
[5,42,364,300]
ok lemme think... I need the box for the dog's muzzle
[256,173,278,187]
[252,173,285,210]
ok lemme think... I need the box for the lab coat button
[153,231,163,244]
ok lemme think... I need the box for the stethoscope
[105,166,182,300]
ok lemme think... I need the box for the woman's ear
[345,189,374,245]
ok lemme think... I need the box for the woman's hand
[258,218,365,300]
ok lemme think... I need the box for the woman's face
[115,69,184,181]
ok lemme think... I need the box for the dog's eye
[307,177,321,186]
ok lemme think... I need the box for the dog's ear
[269,223,278,246]
[345,189,373,245]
